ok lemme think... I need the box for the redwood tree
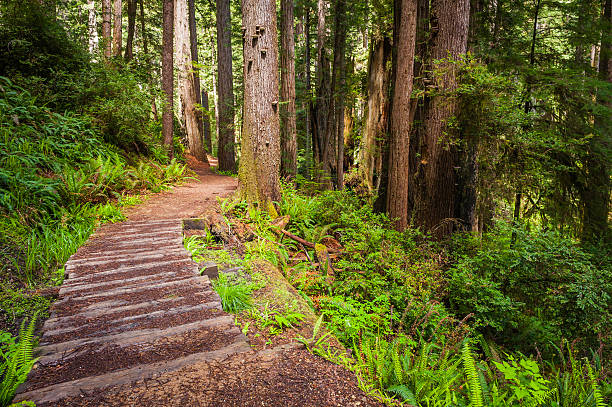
[124,0,136,61]
[280,0,297,178]
[386,0,417,231]
[102,0,112,58]
[162,0,174,157]
[216,0,237,171]
[239,0,281,205]
[112,0,122,57]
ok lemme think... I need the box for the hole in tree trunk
[248,60,253,72]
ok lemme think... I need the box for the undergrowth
[214,182,611,406]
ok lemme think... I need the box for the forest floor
[14,156,381,407]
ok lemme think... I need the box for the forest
[0,0,611,405]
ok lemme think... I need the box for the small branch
[279,229,340,253]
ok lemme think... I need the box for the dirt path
[14,158,382,407]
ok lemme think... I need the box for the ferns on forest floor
[0,314,38,406]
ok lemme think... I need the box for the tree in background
[87,0,98,54]
[162,0,174,157]
[102,0,111,58]
[216,0,237,172]
[124,0,136,61]
[112,0,121,57]
[280,0,297,179]
[240,0,281,205]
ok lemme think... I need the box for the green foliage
[449,222,611,352]
[0,315,38,406]
[247,301,305,335]
[212,272,253,313]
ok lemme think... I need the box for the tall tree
[112,0,122,57]
[240,0,281,205]
[312,0,332,187]
[280,0,297,178]
[416,0,470,237]
[124,0,136,61]
[87,0,99,54]
[188,0,206,154]
[216,0,237,171]
[386,0,417,230]
[102,0,112,58]
[331,0,347,189]
[202,90,213,152]
[582,0,611,241]
[175,0,206,162]
[162,0,174,157]
[304,6,312,173]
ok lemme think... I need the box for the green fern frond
[388,384,417,404]
[392,344,403,384]
[587,363,606,407]
[462,342,484,407]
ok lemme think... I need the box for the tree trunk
[124,0,136,61]
[88,0,99,54]
[162,0,174,157]
[239,0,281,205]
[188,0,206,155]
[583,0,611,242]
[102,0,112,58]
[312,0,332,187]
[361,37,391,193]
[216,0,237,172]
[175,0,206,162]
[386,0,417,231]
[418,0,470,238]
[304,6,312,175]
[202,90,212,152]
[210,35,220,148]
[280,0,297,178]
[113,0,122,57]
[331,0,347,189]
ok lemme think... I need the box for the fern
[387,385,417,404]
[462,342,484,407]
[587,364,606,407]
[0,314,38,406]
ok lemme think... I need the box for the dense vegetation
[1,0,610,405]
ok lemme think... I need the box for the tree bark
[331,0,347,189]
[88,0,99,54]
[188,0,206,155]
[113,0,122,57]
[124,0,136,61]
[216,0,237,171]
[312,0,332,187]
[102,0,112,58]
[280,0,298,178]
[418,0,470,238]
[361,37,391,193]
[175,0,206,162]
[162,0,174,157]
[386,0,417,231]
[239,0,281,205]
[304,6,312,174]
[202,90,213,152]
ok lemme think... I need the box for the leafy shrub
[449,222,612,352]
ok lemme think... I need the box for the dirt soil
[22,156,384,407]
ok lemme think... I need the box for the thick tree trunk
[102,0,112,58]
[188,0,206,155]
[239,0,281,205]
[202,90,212,152]
[361,37,391,193]
[88,0,99,54]
[312,0,332,187]
[331,0,347,189]
[175,0,206,162]
[304,6,312,174]
[113,0,122,57]
[386,0,417,231]
[210,35,220,147]
[162,0,174,157]
[417,0,470,238]
[216,0,237,172]
[280,0,297,178]
[583,0,611,242]
[124,0,136,61]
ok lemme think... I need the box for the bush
[449,222,611,353]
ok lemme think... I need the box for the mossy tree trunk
[239,0,281,206]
